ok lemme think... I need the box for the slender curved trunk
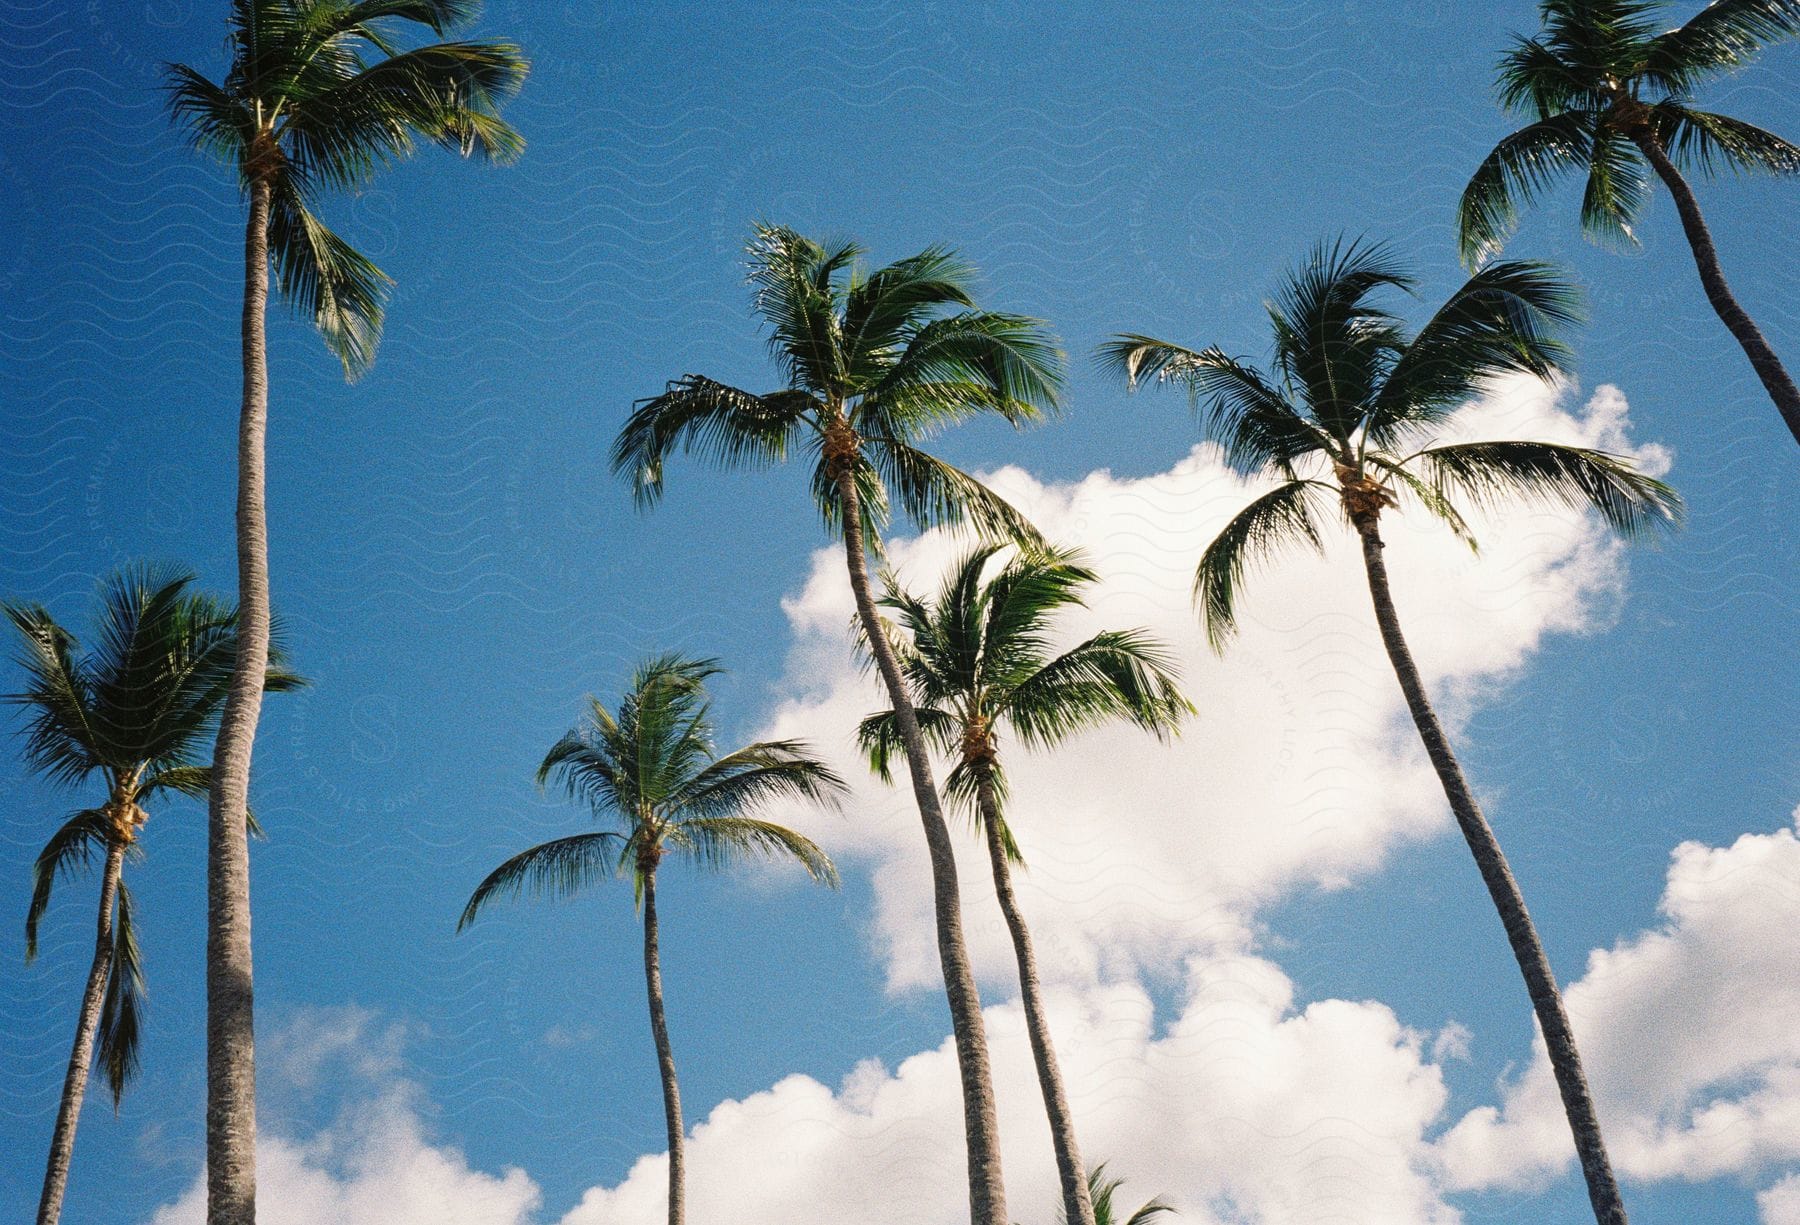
[1354,518,1626,1225]
[35,839,127,1225]
[207,171,273,1225]
[974,771,1094,1225]
[834,464,1008,1225]
[640,869,685,1225]
[1629,128,1800,448]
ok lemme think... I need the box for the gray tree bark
[640,868,686,1225]
[1355,517,1626,1225]
[207,169,273,1225]
[974,771,1095,1225]
[35,838,127,1225]
[834,461,1008,1225]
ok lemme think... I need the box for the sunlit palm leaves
[1103,240,1681,647]
[613,224,1064,548]
[165,0,528,375]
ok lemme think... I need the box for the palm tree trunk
[640,868,685,1225]
[974,772,1094,1225]
[1353,518,1626,1225]
[35,839,126,1225]
[1629,128,1800,448]
[834,466,1009,1225]
[207,170,274,1225]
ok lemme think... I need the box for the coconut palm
[612,223,1064,1225]
[457,654,843,1225]
[1102,240,1682,1225]
[1458,0,1800,447]
[858,546,1189,1225]
[163,6,525,1219]
[5,567,299,1225]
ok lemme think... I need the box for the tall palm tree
[457,654,844,1225]
[1102,240,1682,1225]
[857,546,1190,1225]
[5,567,299,1225]
[612,223,1065,1225]
[164,6,526,1220]
[1458,0,1800,448]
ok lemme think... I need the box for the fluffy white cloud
[146,379,1730,1225]
[756,375,1655,993]
[1763,1174,1800,1224]
[147,1009,541,1225]
[1439,808,1800,1191]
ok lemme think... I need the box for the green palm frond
[666,816,839,886]
[666,740,848,819]
[612,378,815,508]
[1370,260,1583,438]
[1002,630,1192,749]
[1644,0,1800,91]
[1651,101,1800,176]
[842,245,976,377]
[855,705,961,783]
[3,604,99,788]
[456,831,626,929]
[268,180,391,376]
[1580,120,1653,246]
[24,809,112,962]
[1195,480,1332,651]
[1415,440,1683,538]
[866,438,1045,548]
[870,311,1064,432]
[1457,111,1593,265]
[1080,1161,1177,1225]
[98,877,146,1108]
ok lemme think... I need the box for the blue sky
[2,3,1797,1223]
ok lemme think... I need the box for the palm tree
[1458,0,1800,448]
[163,6,525,1220]
[5,567,299,1225]
[857,546,1190,1225]
[457,654,844,1225]
[1079,1162,1176,1225]
[1102,239,1682,1225]
[612,223,1064,1225]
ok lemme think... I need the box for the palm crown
[6,567,300,1103]
[613,224,1065,547]
[458,654,844,926]
[1101,239,1684,646]
[857,546,1189,850]
[1458,0,1800,263]
[165,0,528,374]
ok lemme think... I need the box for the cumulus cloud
[755,375,1655,993]
[1439,808,1800,1191]
[1763,1174,1800,1224]
[145,378,1757,1225]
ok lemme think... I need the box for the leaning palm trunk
[973,773,1094,1225]
[834,464,1008,1225]
[35,839,126,1225]
[1626,127,1800,449]
[1354,519,1625,1225]
[640,868,685,1225]
[206,170,274,1225]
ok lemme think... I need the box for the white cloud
[1762,1173,1800,1224]
[1438,808,1800,1190]
[756,375,1653,994]
[144,378,1732,1225]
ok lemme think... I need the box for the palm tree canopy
[458,653,846,928]
[1458,0,1800,263]
[165,0,529,375]
[1099,239,1683,648]
[1071,1162,1176,1225]
[856,545,1190,845]
[612,224,1065,548]
[5,565,301,1104]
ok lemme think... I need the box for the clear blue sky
[1,3,1796,1223]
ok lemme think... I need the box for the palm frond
[747,223,855,392]
[24,809,112,961]
[268,179,391,378]
[1266,237,1413,440]
[666,740,848,819]
[456,831,626,930]
[611,377,815,507]
[1457,111,1593,265]
[1579,120,1651,246]
[1645,0,1800,91]
[869,311,1064,433]
[854,705,960,782]
[666,816,839,886]
[865,438,1044,547]
[1195,480,1331,650]
[842,245,976,378]
[98,877,146,1108]
[3,604,100,787]
[1651,101,1800,176]
[1413,440,1683,539]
